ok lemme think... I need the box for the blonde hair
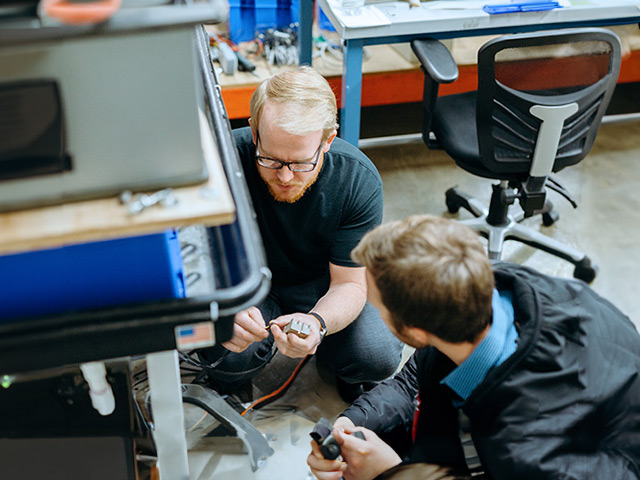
[249,66,338,141]
[352,215,495,343]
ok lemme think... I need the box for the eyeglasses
[255,131,323,172]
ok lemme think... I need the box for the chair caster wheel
[445,188,461,214]
[574,257,597,283]
[542,210,559,227]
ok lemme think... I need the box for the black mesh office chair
[411,28,621,282]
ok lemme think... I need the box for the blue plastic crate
[228,0,298,44]
[0,230,185,322]
[256,0,278,8]
[317,3,335,32]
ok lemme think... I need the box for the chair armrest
[411,38,458,84]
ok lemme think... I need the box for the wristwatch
[308,312,328,342]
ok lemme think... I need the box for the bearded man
[197,66,402,403]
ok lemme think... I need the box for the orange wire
[251,38,264,58]
[240,355,310,416]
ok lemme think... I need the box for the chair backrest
[476,28,621,177]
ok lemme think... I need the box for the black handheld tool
[310,418,366,460]
[235,51,256,72]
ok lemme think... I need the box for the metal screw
[125,188,178,215]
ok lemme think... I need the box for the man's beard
[264,172,320,204]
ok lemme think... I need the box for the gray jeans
[197,277,403,390]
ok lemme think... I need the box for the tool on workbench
[208,31,257,74]
[235,50,256,72]
[259,27,298,66]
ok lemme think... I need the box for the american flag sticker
[175,322,215,350]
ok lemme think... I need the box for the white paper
[328,0,393,27]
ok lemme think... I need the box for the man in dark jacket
[307,214,640,480]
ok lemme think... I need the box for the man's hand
[334,427,402,480]
[334,416,356,431]
[307,438,347,480]
[221,306,269,353]
[269,313,324,358]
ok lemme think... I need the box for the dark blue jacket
[343,263,640,479]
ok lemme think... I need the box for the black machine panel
[0,79,71,181]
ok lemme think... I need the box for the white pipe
[80,361,115,416]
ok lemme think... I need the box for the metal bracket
[181,384,274,471]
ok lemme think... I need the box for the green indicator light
[1,375,11,389]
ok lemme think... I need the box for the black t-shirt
[233,127,383,286]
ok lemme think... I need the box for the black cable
[546,180,578,208]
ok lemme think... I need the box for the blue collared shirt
[441,289,518,402]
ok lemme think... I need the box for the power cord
[240,354,311,416]
[178,350,311,417]
[547,175,578,208]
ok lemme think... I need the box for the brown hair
[351,215,494,343]
[249,66,338,141]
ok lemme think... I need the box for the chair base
[445,186,598,283]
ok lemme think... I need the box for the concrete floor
[183,119,640,479]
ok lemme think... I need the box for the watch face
[319,326,327,342]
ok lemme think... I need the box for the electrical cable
[177,348,311,417]
[313,37,371,67]
[179,349,229,370]
[187,411,210,432]
[179,366,202,374]
[179,352,205,368]
[240,354,311,416]
[546,176,578,208]
[260,27,299,66]
[248,38,264,58]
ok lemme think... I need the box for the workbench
[311,0,640,145]
[0,23,271,480]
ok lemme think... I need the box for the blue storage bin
[0,230,185,322]
[228,0,298,44]
[255,0,278,8]
[317,4,335,32]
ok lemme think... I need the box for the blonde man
[309,214,640,480]
[198,66,402,402]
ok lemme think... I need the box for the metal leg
[341,38,364,146]
[506,221,586,264]
[460,212,588,265]
[147,350,190,480]
[182,384,274,472]
[446,187,488,218]
[298,0,313,65]
[459,216,506,260]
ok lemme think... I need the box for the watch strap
[309,312,327,340]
